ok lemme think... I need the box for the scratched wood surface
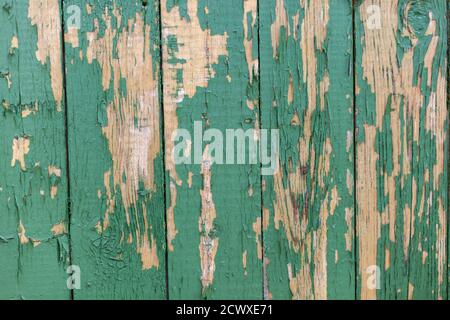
[0,0,448,300]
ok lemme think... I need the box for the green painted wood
[260,0,355,299]
[0,0,70,299]
[162,0,263,299]
[355,0,448,300]
[63,0,166,299]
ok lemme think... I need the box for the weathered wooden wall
[0,0,448,300]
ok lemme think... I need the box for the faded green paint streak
[162,0,262,299]
[260,0,355,299]
[63,0,166,299]
[355,0,448,300]
[0,0,70,299]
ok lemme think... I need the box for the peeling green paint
[260,0,355,300]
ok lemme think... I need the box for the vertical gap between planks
[447,0,450,301]
[256,0,265,301]
[60,0,74,301]
[157,0,170,300]
[352,0,358,300]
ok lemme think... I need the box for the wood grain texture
[63,0,166,299]
[355,0,448,300]
[0,0,70,299]
[162,0,262,299]
[260,0,355,300]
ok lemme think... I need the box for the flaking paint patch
[358,0,447,299]
[242,250,248,276]
[101,170,114,231]
[2,72,12,89]
[290,112,300,126]
[301,0,329,133]
[95,221,102,235]
[11,137,30,171]
[10,36,18,49]
[408,283,414,300]
[346,169,353,195]
[385,249,390,270]
[356,125,379,300]
[273,137,332,300]
[33,240,41,247]
[330,186,340,216]
[199,146,218,292]
[247,99,256,111]
[21,101,39,118]
[436,198,446,299]
[429,72,447,192]
[345,208,353,251]
[18,221,29,245]
[270,0,332,299]
[48,165,61,199]
[139,233,159,270]
[273,162,303,253]
[51,221,66,236]
[65,27,79,48]
[138,205,159,270]
[2,100,10,110]
[188,172,194,188]
[263,257,272,299]
[86,7,161,270]
[28,0,63,111]
[313,137,334,300]
[167,182,178,252]
[253,217,263,260]
[287,73,294,104]
[271,0,289,58]
[243,0,258,83]
[162,0,228,251]
[287,263,313,300]
[262,208,270,231]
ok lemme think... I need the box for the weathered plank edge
[61,0,74,301]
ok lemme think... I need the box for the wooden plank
[0,0,70,299]
[355,0,447,300]
[259,0,355,299]
[162,0,263,299]
[63,0,166,299]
